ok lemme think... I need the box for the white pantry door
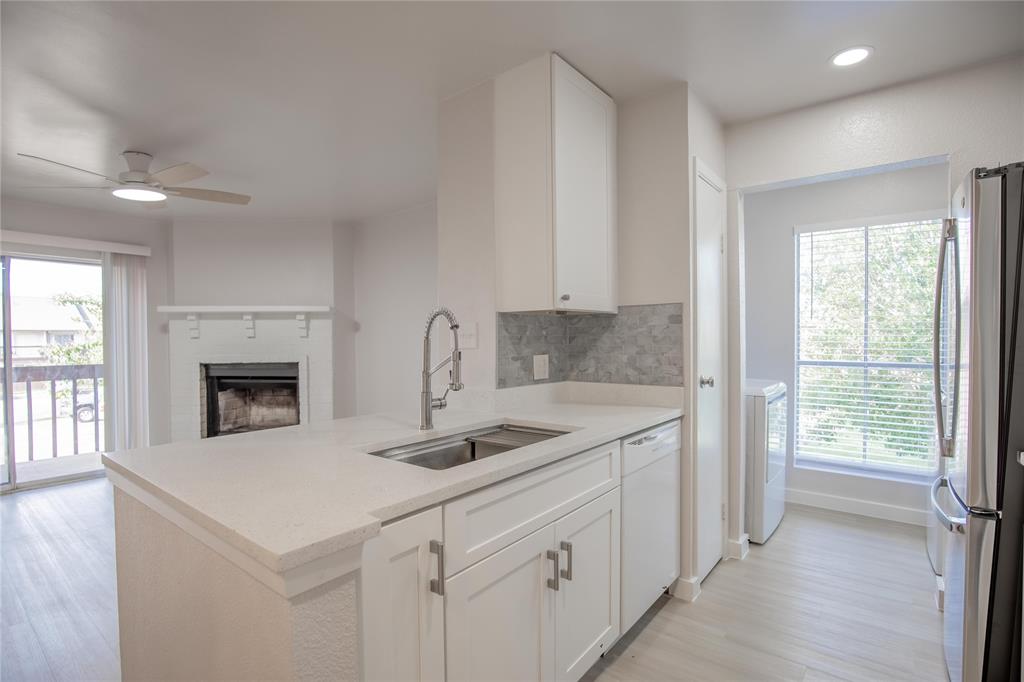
[693,159,726,581]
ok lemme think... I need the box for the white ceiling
[3,1,1022,223]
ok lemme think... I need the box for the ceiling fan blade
[16,153,118,183]
[164,187,251,205]
[11,186,111,190]
[151,162,208,186]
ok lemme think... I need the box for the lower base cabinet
[361,507,446,682]
[445,489,621,682]
[555,490,621,680]
[445,522,557,682]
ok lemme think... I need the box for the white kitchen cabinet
[443,442,620,575]
[554,490,620,682]
[445,488,621,682]
[445,524,557,682]
[360,507,445,682]
[494,52,617,314]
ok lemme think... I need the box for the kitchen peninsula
[103,401,682,680]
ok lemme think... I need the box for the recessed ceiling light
[831,46,873,67]
[112,186,166,202]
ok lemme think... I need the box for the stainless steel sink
[368,424,567,470]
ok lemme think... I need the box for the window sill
[794,459,933,486]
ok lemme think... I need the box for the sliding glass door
[0,254,105,489]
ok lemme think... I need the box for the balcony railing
[9,363,103,461]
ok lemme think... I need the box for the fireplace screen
[201,363,299,438]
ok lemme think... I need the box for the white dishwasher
[620,420,681,635]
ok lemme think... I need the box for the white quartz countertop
[102,403,681,574]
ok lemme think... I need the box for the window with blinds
[795,217,943,473]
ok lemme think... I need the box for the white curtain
[103,253,149,450]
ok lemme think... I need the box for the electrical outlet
[533,354,549,381]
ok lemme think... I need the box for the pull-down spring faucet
[421,307,464,430]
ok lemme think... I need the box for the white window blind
[795,218,943,473]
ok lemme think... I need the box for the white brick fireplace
[165,309,333,442]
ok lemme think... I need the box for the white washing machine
[745,380,787,544]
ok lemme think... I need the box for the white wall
[727,56,1024,193]
[351,202,437,417]
[171,218,335,306]
[687,90,725,182]
[333,222,356,418]
[437,81,497,395]
[1,197,174,445]
[617,85,689,306]
[743,163,948,523]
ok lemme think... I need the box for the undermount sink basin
[368,424,568,470]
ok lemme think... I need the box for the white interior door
[693,159,726,581]
[360,508,445,682]
[445,524,557,682]
[554,490,620,682]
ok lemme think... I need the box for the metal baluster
[25,379,34,461]
[50,379,57,457]
[92,374,100,452]
[71,378,79,455]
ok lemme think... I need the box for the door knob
[699,375,715,388]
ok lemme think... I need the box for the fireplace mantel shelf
[157,305,332,314]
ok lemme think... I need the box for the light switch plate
[459,322,478,349]
[533,354,549,381]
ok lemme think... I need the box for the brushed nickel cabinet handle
[699,375,715,388]
[560,294,571,301]
[547,550,560,591]
[429,540,445,596]
[560,541,573,581]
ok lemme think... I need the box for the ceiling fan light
[112,186,166,202]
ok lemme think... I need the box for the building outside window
[795,216,944,475]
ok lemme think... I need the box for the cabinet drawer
[443,443,620,575]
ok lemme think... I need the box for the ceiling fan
[15,151,251,206]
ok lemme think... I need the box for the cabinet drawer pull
[429,540,445,596]
[560,541,573,581]
[560,294,571,302]
[546,550,560,591]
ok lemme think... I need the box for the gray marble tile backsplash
[495,303,683,388]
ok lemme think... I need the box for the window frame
[792,209,946,478]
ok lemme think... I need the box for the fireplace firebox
[201,362,299,438]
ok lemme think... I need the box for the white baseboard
[726,534,749,560]
[671,575,701,602]
[786,487,928,526]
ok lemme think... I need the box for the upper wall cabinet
[495,54,617,314]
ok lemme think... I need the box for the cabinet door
[552,54,617,313]
[445,524,557,682]
[554,489,621,682]
[361,508,445,682]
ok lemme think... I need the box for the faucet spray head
[449,327,463,390]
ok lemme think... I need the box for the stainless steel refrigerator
[932,162,1024,681]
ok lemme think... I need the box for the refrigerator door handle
[933,218,961,458]
[931,476,966,534]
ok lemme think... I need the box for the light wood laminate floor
[588,506,945,682]
[1,478,119,681]
[1,480,944,681]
